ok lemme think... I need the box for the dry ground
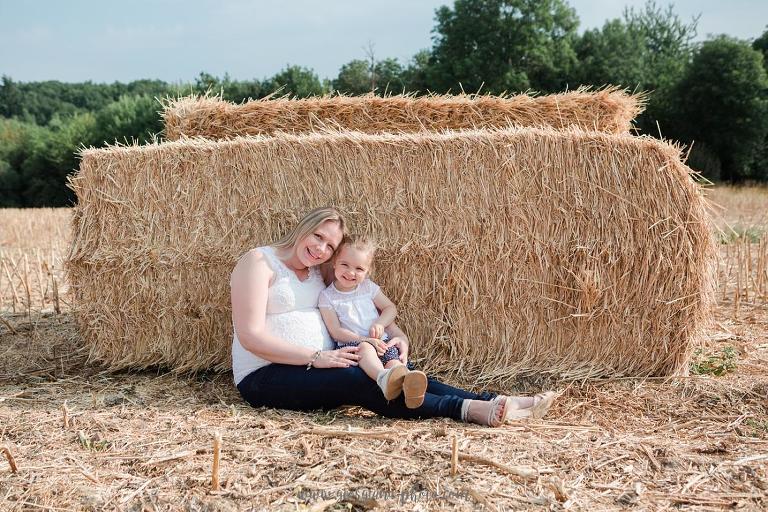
[1,186,767,511]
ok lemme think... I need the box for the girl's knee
[358,342,377,356]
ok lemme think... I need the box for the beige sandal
[466,396,509,427]
[530,391,557,419]
[402,370,428,409]
[502,391,558,421]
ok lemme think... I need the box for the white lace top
[318,280,382,339]
[231,246,334,385]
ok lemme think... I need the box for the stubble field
[1,186,767,511]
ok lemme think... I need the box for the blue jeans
[236,364,497,421]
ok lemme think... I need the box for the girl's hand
[362,337,387,356]
[386,336,409,364]
[312,346,360,368]
[369,323,386,339]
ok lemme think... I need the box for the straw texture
[162,88,643,141]
[66,128,715,385]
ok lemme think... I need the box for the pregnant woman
[232,207,555,426]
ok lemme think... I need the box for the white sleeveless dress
[231,246,335,385]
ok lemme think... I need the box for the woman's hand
[361,337,387,356]
[386,336,409,364]
[311,346,360,368]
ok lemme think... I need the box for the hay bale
[162,88,643,141]
[67,128,714,386]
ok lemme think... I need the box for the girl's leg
[357,341,388,381]
[237,364,465,420]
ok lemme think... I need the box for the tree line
[1,0,767,207]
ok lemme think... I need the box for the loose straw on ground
[0,316,17,335]
[451,436,458,476]
[1,447,17,473]
[62,400,69,428]
[212,432,221,491]
[438,450,538,479]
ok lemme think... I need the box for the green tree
[193,72,222,95]
[750,27,768,181]
[573,1,698,135]
[0,76,23,118]
[374,58,406,94]
[262,65,326,97]
[20,113,97,206]
[333,59,372,95]
[94,95,163,145]
[222,77,264,102]
[754,27,768,65]
[673,36,768,182]
[333,57,405,95]
[0,159,20,206]
[0,119,44,206]
[401,49,433,93]
[575,19,646,88]
[429,0,579,94]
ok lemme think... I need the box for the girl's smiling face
[295,220,344,268]
[333,245,373,291]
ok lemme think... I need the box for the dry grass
[1,186,766,511]
[0,308,765,511]
[67,128,713,382]
[0,208,69,316]
[162,88,644,141]
[704,186,768,319]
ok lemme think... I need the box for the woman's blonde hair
[273,207,347,252]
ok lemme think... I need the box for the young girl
[319,235,428,408]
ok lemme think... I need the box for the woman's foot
[503,391,558,421]
[464,397,509,427]
[376,365,408,400]
[530,391,557,419]
[402,370,428,409]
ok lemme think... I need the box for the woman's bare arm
[231,249,318,365]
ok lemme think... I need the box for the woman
[231,207,554,426]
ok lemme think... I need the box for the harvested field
[0,208,69,316]
[1,186,767,511]
[67,128,713,382]
[162,88,643,140]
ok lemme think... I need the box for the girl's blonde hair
[336,234,378,261]
[273,207,347,252]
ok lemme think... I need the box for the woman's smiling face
[295,220,344,267]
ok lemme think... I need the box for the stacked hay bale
[163,87,642,140]
[67,86,716,386]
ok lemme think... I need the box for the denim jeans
[236,364,497,421]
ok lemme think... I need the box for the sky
[1,0,766,83]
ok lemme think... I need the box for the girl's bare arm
[319,307,367,343]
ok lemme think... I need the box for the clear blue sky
[1,0,766,83]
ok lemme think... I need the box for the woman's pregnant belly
[265,309,334,352]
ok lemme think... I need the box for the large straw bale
[67,128,714,386]
[162,88,643,141]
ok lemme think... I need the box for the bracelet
[306,350,321,371]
